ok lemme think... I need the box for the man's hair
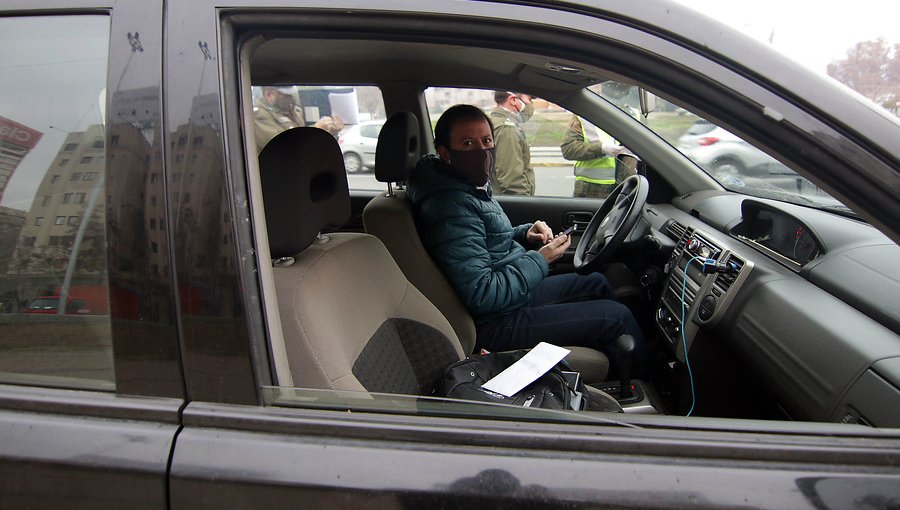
[493,90,513,105]
[433,104,493,149]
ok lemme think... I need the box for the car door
[0,2,185,508]
[161,1,900,508]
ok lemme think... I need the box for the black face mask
[447,147,496,187]
[273,94,296,114]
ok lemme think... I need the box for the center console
[656,224,753,361]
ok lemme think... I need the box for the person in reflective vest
[560,115,629,198]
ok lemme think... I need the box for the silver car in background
[676,119,829,200]
[338,119,385,173]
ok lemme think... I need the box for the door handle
[564,211,593,231]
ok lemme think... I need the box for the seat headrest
[374,111,420,183]
[259,127,350,258]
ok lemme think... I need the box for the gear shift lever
[615,334,636,400]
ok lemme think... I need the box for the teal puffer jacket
[407,154,549,321]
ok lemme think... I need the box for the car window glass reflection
[589,82,849,213]
[0,16,114,391]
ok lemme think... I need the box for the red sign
[0,115,43,149]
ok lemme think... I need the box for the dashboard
[643,190,900,427]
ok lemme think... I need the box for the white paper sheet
[481,342,570,397]
[328,91,359,125]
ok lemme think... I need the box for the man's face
[266,90,296,113]
[439,118,494,163]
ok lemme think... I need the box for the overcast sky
[671,0,899,74]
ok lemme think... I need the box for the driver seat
[363,112,610,383]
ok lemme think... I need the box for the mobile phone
[560,225,575,236]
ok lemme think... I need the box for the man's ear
[436,145,451,165]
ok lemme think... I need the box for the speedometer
[792,226,819,264]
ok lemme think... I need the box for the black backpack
[434,350,622,413]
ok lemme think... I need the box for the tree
[827,38,899,113]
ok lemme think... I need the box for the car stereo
[656,225,751,361]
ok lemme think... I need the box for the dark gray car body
[1,0,899,508]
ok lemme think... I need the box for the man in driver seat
[407,104,647,376]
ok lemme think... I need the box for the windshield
[589,82,853,216]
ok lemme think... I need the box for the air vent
[715,255,744,292]
[665,220,687,241]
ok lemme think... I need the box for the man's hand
[527,221,553,245]
[538,234,571,264]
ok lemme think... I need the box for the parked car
[23,296,89,315]
[337,119,385,173]
[1,0,898,508]
[677,120,787,176]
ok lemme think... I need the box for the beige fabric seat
[259,127,464,393]
[363,112,610,383]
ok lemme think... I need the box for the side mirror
[616,153,646,179]
[639,88,657,118]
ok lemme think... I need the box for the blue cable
[681,256,709,417]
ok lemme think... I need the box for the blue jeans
[474,273,647,377]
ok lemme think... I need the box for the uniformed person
[253,86,345,153]
[560,115,632,198]
[254,86,306,153]
[489,91,535,196]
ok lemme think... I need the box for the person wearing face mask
[407,104,647,374]
[489,91,535,196]
[254,86,345,153]
[254,86,307,153]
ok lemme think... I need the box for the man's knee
[582,272,613,297]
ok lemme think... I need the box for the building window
[151,242,158,253]
[193,136,204,146]
[74,193,86,204]
[178,136,188,146]
[83,172,97,181]
[111,135,119,146]
[70,172,82,181]
[149,218,156,229]
[41,196,51,207]
[63,193,73,204]
[67,216,80,226]
[92,140,104,148]
[50,174,60,183]
[54,216,65,225]
[63,142,78,151]
[58,159,69,167]
[79,156,92,164]
[34,217,44,226]
[160,219,166,231]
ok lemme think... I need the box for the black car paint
[0,0,899,508]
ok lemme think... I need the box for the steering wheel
[573,174,649,273]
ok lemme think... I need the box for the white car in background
[677,120,787,177]
[337,119,385,173]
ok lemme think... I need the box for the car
[23,296,89,315]
[675,119,832,199]
[677,119,785,176]
[1,0,898,508]
[337,119,385,173]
